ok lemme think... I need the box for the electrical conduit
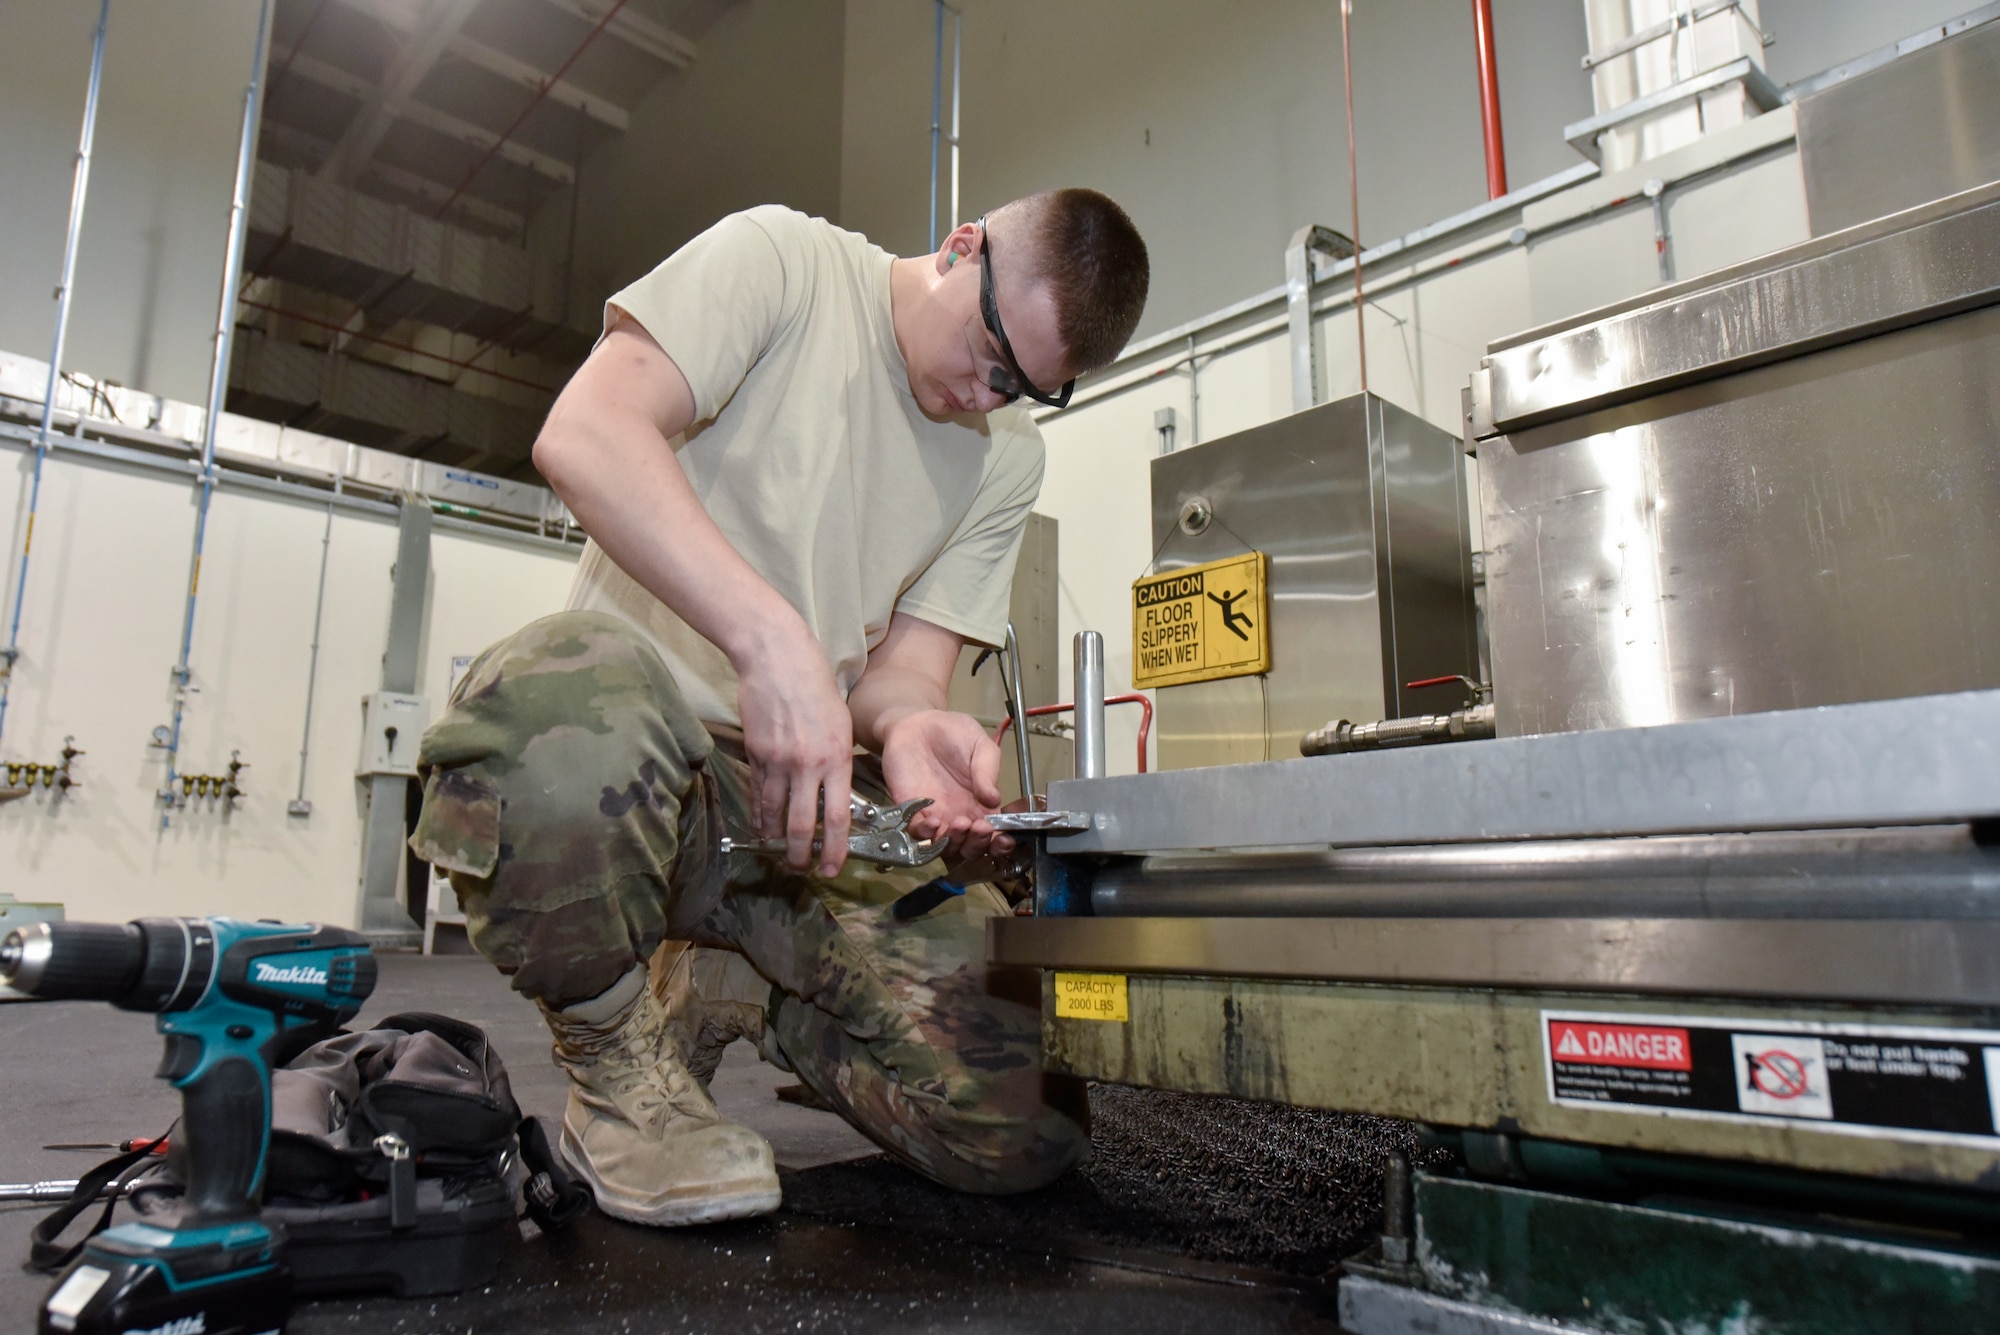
[0,0,110,751]
[160,0,274,824]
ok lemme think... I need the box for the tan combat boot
[545,965,781,1226]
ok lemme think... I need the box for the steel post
[0,0,111,750]
[1073,631,1106,779]
[928,0,943,251]
[160,0,274,821]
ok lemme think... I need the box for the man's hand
[878,710,1014,860]
[735,624,855,877]
[849,612,1018,862]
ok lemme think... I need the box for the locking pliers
[719,793,949,869]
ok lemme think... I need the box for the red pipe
[433,0,631,218]
[995,695,1154,775]
[1472,0,1508,199]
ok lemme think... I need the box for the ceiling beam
[337,0,630,132]
[257,118,528,235]
[396,99,575,184]
[274,49,574,186]
[536,0,697,68]
[317,0,484,184]
[272,46,372,102]
[444,33,629,131]
[367,162,528,233]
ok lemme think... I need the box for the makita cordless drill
[0,917,375,1335]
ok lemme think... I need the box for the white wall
[839,0,1594,340]
[0,0,267,406]
[0,444,576,926]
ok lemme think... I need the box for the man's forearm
[847,664,949,754]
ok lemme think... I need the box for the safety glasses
[977,220,1075,409]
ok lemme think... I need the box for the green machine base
[1341,1172,2000,1335]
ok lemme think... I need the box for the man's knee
[773,990,1089,1195]
[413,610,718,1003]
[460,887,654,1008]
[920,1071,1091,1194]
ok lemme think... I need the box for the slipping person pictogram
[1208,586,1254,641]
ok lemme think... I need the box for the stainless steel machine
[993,173,2000,1330]
[1147,394,1479,769]
[1473,178,2000,739]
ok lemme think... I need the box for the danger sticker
[1550,1021,1692,1071]
[1544,1010,2000,1146]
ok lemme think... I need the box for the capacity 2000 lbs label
[1543,1010,2000,1146]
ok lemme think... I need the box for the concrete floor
[1,953,1355,1333]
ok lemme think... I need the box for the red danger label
[1550,1020,1693,1072]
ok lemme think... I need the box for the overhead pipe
[0,0,111,750]
[1472,0,1508,199]
[161,0,274,824]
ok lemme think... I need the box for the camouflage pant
[410,610,1085,1195]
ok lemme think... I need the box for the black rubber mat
[782,1082,1436,1278]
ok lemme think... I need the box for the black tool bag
[36,1012,589,1299]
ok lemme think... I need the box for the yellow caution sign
[1131,551,1270,690]
[1054,972,1129,1022]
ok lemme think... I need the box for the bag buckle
[373,1132,417,1229]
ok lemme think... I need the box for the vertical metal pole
[1003,622,1035,805]
[928,0,943,251]
[359,498,432,933]
[949,8,962,234]
[288,500,335,817]
[1646,178,1674,283]
[0,0,111,750]
[161,0,273,821]
[1286,230,1319,414]
[1340,0,1368,395]
[1187,335,1202,446]
[1073,631,1106,780]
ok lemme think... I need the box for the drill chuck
[0,919,217,1012]
[1,921,144,1001]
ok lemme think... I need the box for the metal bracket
[1287,224,1359,413]
[987,810,1091,835]
[1564,56,1782,164]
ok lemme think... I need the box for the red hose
[995,694,1154,774]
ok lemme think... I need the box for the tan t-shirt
[565,205,1046,728]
